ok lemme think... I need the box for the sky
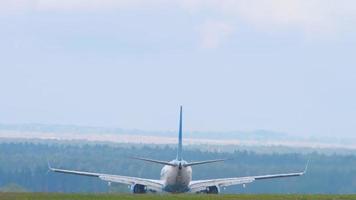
[1,0,356,137]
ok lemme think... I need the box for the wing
[189,166,307,193]
[49,166,164,192]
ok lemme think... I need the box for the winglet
[47,160,53,174]
[47,160,51,169]
[303,159,310,174]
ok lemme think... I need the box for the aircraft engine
[206,185,220,194]
[131,184,147,194]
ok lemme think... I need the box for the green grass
[0,193,355,200]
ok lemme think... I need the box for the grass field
[0,193,355,200]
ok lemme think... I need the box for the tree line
[0,142,355,193]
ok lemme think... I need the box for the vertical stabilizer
[177,106,183,161]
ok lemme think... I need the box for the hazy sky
[1,0,356,137]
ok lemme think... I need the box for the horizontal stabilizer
[129,156,177,167]
[183,159,227,167]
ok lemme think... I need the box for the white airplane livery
[50,106,307,194]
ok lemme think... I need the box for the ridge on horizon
[0,123,288,137]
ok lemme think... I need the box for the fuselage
[160,159,192,193]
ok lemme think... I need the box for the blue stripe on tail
[177,106,183,161]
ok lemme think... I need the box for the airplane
[49,106,307,194]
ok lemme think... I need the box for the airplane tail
[177,106,183,161]
[129,106,184,167]
[130,106,226,167]
[183,159,227,167]
[129,156,176,167]
[175,106,227,166]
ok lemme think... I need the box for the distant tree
[0,142,356,193]
[0,183,29,192]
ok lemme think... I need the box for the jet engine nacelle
[131,184,147,194]
[206,185,220,194]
